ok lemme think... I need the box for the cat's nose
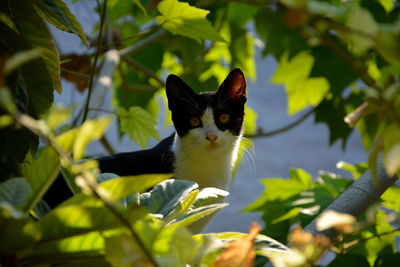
[206,135,218,143]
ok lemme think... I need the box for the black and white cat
[45,69,246,210]
[100,68,246,191]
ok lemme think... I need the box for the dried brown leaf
[60,53,91,93]
[210,222,261,267]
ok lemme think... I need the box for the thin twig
[102,25,161,50]
[342,227,400,252]
[122,56,165,87]
[81,0,107,124]
[60,68,91,78]
[100,136,115,155]
[245,107,315,139]
[119,28,168,57]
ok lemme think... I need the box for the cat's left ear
[217,68,247,104]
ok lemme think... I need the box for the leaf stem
[81,0,108,124]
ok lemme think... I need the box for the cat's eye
[189,117,201,127]
[219,113,230,124]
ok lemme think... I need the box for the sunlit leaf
[336,161,368,180]
[73,116,114,160]
[171,203,228,228]
[0,178,31,207]
[23,146,60,212]
[100,174,173,200]
[140,179,198,218]
[192,188,229,208]
[46,103,74,130]
[378,0,395,13]
[118,106,160,149]
[156,0,225,43]
[316,210,356,231]
[382,124,400,177]
[272,52,329,115]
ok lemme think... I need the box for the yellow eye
[189,117,201,127]
[219,113,230,124]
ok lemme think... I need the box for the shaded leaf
[140,179,198,217]
[32,0,88,46]
[118,106,160,149]
[328,254,370,267]
[156,0,224,43]
[316,210,356,232]
[10,0,62,94]
[0,202,41,255]
[0,177,31,207]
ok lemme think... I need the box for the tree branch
[245,107,314,139]
[304,162,398,240]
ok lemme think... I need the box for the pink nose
[206,135,218,143]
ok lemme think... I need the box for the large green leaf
[140,179,198,217]
[170,203,228,228]
[156,0,224,43]
[117,106,160,149]
[99,174,173,200]
[32,0,88,46]
[10,0,62,94]
[38,200,147,243]
[0,177,31,207]
[0,202,41,255]
[73,116,114,160]
[23,146,60,212]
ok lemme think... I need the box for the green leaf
[327,254,370,267]
[171,203,228,228]
[0,178,31,207]
[39,200,147,243]
[380,185,400,212]
[154,225,200,266]
[23,231,106,262]
[0,202,41,255]
[32,0,88,46]
[192,188,229,208]
[140,179,198,217]
[272,52,329,115]
[244,105,258,135]
[99,174,173,200]
[23,146,60,212]
[156,0,225,43]
[336,161,368,180]
[117,106,160,149]
[105,233,152,267]
[46,103,74,130]
[343,5,378,55]
[374,253,400,267]
[73,116,114,160]
[10,0,62,94]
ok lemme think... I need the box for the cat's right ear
[166,74,196,111]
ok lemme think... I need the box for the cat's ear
[166,74,197,110]
[217,68,246,104]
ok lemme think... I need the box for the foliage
[0,0,400,266]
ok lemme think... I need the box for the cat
[44,69,247,221]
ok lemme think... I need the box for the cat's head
[166,69,246,151]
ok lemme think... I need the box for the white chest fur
[172,108,242,190]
